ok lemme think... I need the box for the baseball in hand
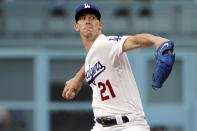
[69,91,75,99]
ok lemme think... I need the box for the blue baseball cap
[75,3,101,22]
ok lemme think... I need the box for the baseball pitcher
[62,3,175,131]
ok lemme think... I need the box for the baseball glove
[152,40,175,89]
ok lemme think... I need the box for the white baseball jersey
[85,34,145,119]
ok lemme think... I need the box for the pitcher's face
[74,13,103,38]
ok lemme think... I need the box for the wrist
[75,71,85,82]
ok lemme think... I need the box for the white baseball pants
[91,122,150,131]
[91,117,150,131]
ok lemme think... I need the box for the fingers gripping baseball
[62,78,82,100]
[62,80,75,100]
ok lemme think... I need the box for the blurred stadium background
[0,0,196,131]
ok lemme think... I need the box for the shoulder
[106,35,129,43]
[107,36,122,41]
[98,34,129,47]
[96,34,120,44]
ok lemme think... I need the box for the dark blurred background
[0,0,196,131]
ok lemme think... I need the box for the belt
[96,116,129,127]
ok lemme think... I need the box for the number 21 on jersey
[98,80,116,101]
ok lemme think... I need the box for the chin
[84,32,93,37]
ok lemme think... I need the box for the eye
[89,16,96,20]
[79,15,86,20]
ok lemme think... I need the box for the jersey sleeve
[117,36,129,55]
[107,36,129,66]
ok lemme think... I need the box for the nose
[85,17,91,24]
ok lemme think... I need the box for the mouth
[84,27,93,32]
[85,26,92,29]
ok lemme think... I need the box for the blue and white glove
[152,40,175,89]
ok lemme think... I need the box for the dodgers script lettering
[86,61,106,85]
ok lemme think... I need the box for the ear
[74,23,80,32]
[98,21,103,30]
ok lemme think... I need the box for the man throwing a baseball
[62,3,175,131]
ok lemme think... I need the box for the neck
[81,33,101,51]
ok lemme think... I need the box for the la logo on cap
[84,3,90,8]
